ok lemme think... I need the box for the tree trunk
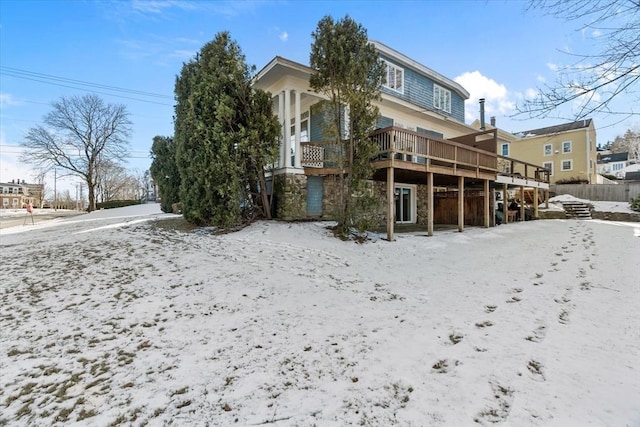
[258,168,272,219]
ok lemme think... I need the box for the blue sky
[1,0,636,191]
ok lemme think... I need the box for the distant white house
[597,152,632,178]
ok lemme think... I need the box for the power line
[1,66,174,106]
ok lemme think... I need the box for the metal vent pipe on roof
[479,98,486,130]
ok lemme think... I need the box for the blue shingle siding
[380,55,465,122]
[310,101,330,142]
[416,127,444,139]
[310,102,351,142]
[376,115,394,129]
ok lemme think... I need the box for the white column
[284,89,292,168]
[278,91,285,168]
[294,90,302,168]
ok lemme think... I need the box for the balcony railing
[497,155,550,184]
[302,126,497,174]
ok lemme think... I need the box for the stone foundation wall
[274,174,307,220]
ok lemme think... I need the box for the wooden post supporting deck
[503,184,509,224]
[519,186,525,221]
[458,176,464,232]
[427,172,434,236]
[533,187,539,219]
[545,189,549,209]
[387,166,395,241]
[483,179,490,228]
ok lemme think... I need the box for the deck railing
[301,127,548,184]
[497,155,550,184]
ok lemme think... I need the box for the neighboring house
[597,152,630,178]
[0,179,42,209]
[252,40,548,239]
[509,119,598,185]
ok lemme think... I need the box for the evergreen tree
[149,136,180,213]
[174,31,281,226]
[309,15,385,237]
[174,32,248,226]
[239,88,281,219]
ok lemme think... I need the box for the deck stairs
[561,201,592,219]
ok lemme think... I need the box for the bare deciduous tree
[518,0,639,120]
[21,94,132,211]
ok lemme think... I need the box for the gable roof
[598,152,629,164]
[517,119,593,137]
[369,40,470,100]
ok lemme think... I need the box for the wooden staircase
[561,201,592,219]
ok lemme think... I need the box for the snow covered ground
[1,203,639,426]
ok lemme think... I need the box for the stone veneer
[274,174,308,220]
[274,174,432,226]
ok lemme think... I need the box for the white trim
[562,140,572,153]
[383,61,404,94]
[561,159,573,171]
[370,40,470,99]
[433,84,452,114]
[543,143,553,156]
[543,161,554,176]
[500,142,510,157]
[394,184,417,224]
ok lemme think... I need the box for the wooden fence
[550,182,640,202]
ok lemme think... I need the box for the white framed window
[612,163,623,171]
[561,159,573,171]
[543,161,553,176]
[562,140,572,153]
[2,199,8,206]
[501,143,510,156]
[394,184,416,224]
[12,198,19,206]
[383,61,404,93]
[433,84,451,113]
[544,144,553,156]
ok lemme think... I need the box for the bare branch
[20,94,132,211]
[517,0,639,121]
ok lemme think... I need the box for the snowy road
[1,205,639,426]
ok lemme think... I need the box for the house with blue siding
[253,40,549,239]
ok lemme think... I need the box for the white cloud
[454,71,515,122]
[0,93,21,109]
[592,29,602,37]
[279,32,288,42]
[546,62,559,72]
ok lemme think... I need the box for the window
[394,185,416,223]
[543,161,553,176]
[383,61,404,93]
[2,199,7,206]
[612,163,623,171]
[433,84,451,113]
[12,198,19,206]
[501,143,510,156]
[544,144,553,156]
[562,141,572,153]
[561,159,573,171]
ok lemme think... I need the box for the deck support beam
[503,184,509,224]
[533,187,539,219]
[386,166,395,241]
[519,185,525,221]
[458,176,464,232]
[484,179,490,228]
[427,172,434,236]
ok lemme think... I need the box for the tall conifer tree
[310,15,385,236]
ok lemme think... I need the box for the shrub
[96,200,140,210]
[630,196,640,212]
[555,177,589,184]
